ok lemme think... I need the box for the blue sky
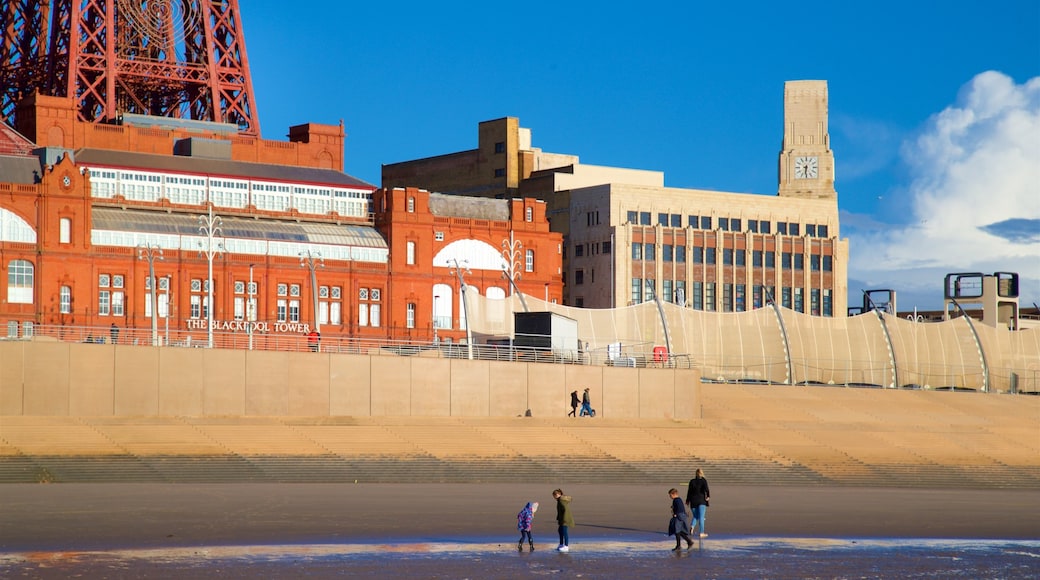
[241,1,1039,312]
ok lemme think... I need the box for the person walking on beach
[552,488,573,552]
[516,501,538,552]
[579,388,594,417]
[568,391,580,417]
[685,468,710,538]
[667,488,693,551]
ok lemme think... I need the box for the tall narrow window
[406,303,416,328]
[60,285,72,314]
[7,260,33,304]
[525,207,533,222]
[407,197,415,212]
[525,249,534,272]
[59,218,71,244]
[406,241,416,265]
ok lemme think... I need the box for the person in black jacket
[667,488,693,551]
[685,468,710,538]
[568,391,579,417]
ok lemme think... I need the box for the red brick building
[0,96,562,348]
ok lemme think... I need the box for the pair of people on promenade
[568,388,595,417]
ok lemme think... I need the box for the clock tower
[778,80,836,199]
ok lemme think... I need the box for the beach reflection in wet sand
[3,537,1038,579]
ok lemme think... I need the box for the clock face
[794,156,819,179]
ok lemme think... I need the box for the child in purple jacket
[517,501,539,551]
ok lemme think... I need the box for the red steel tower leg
[0,0,260,136]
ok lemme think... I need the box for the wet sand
[2,483,1038,552]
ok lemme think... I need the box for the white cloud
[846,71,1040,310]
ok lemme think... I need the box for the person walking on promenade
[579,388,594,417]
[568,391,580,417]
[553,488,573,552]
[667,488,694,551]
[685,468,710,538]
[516,501,538,552]
[109,323,119,344]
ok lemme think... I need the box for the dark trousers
[557,524,569,546]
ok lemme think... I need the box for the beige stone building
[383,80,848,316]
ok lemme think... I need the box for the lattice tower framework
[0,0,259,135]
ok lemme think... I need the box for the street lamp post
[137,243,163,347]
[449,258,473,360]
[163,275,171,346]
[198,205,223,349]
[248,264,256,351]
[299,249,324,336]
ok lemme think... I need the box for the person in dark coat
[667,488,693,550]
[685,468,710,538]
[568,391,579,417]
[552,488,573,552]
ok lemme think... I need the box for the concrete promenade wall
[0,340,699,419]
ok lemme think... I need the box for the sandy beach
[3,483,1038,552]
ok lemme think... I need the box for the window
[748,220,758,234]
[794,288,804,313]
[632,244,642,260]
[525,207,533,222]
[760,221,771,234]
[658,213,668,226]
[663,245,673,262]
[370,304,381,328]
[644,243,655,261]
[790,223,800,236]
[435,231,444,241]
[494,168,506,178]
[631,278,642,304]
[289,299,300,322]
[575,269,584,285]
[811,288,821,316]
[818,225,828,238]
[736,284,746,312]
[639,212,651,225]
[7,260,33,304]
[358,303,368,327]
[407,197,415,212]
[277,299,287,322]
[525,249,534,272]
[777,222,788,235]
[766,252,775,268]
[60,218,71,244]
[806,224,817,237]
[688,215,698,228]
[731,218,742,232]
[627,211,638,224]
[700,216,711,230]
[823,256,833,272]
[794,254,804,270]
[670,214,681,228]
[811,255,821,271]
[494,141,505,154]
[99,290,111,316]
[692,246,703,264]
[692,282,703,310]
[112,290,124,316]
[663,280,673,303]
[60,285,72,314]
[722,249,733,265]
[704,282,716,311]
[722,283,733,312]
[675,280,686,305]
[602,240,611,254]
[823,289,833,316]
[736,250,745,266]
[406,303,416,328]
[753,250,762,267]
[705,247,716,265]
[330,286,342,325]
[753,284,763,309]
[782,287,792,308]
[675,246,685,263]
[575,245,584,257]
[718,218,728,231]
[406,241,416,265]
[782,252,792,269]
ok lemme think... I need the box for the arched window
[7,260,34,304]
[59,218,72,244]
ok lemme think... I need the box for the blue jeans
[558,524,569,546]
[691,504,707,534]
[580,403,591,416]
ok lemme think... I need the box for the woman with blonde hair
[685,468,710,538]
